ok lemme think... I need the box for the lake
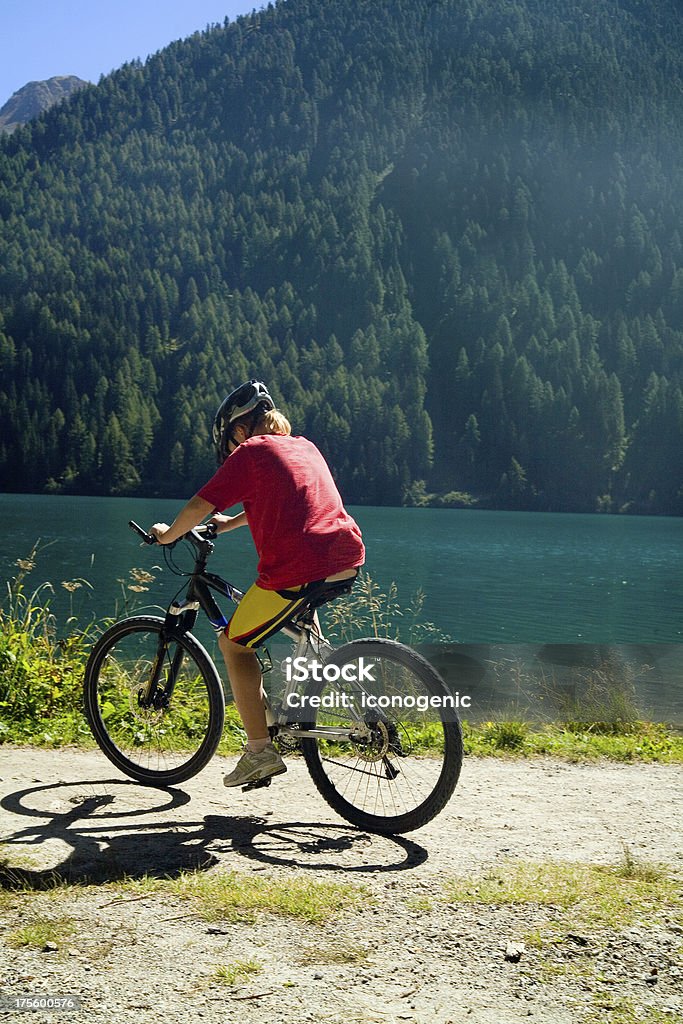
[1,494,682,722]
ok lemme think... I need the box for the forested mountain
[1,0,682,512]
[0,77,89,134]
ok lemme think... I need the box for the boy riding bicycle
[150,380,365,788]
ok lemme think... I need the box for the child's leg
[220,581,310,751]
[218,632,269,751]
[218,631,287,787]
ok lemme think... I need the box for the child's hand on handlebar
[150,522,172,544]
[208,512,245,536]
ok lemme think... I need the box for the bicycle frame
[85,523,462,831]
[148,527,372,744]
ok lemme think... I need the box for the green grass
[209,959,262,986]
[444,851,680,931]
[113,869,365,924]
[582,998,680,1024]
[405,895,434,912]
[461,718,683,762]
[323,570,453,644]
[0,864,365,951]
[6,915,76,949]
[0,866,363,927]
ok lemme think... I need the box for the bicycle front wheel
[300,638,463,834]
[84,615,225,786]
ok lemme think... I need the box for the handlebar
[128,520,217,548]
[129,520,156,544]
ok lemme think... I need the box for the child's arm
[209,510,248,534]
[150,494,215,545]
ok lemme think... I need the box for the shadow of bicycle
[0,778,428,891]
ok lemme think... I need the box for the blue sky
[0,1,258,106]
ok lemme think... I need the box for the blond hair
[259,409,291,435]
[232,405,292,437]
[242,405,290,434]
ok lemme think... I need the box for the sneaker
[223,743,287,788]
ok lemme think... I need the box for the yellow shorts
[226,582,311,648]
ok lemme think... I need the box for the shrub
[0,546,93,744]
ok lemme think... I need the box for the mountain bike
[83,522,463,834]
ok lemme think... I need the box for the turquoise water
[1,494,682,644]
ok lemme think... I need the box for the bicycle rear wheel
[300,638,463,834]
[84,615,225,786]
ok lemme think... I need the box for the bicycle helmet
[212,380,275,462]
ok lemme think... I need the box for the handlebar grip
[129,520,157,545]
[195,522,218,541]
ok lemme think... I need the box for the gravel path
[0,746,682,1024]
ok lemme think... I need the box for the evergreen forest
[1,0,682,512]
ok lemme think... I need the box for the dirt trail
[0,747,682,1024]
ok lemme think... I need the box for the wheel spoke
[300,639,462,833]
[84,616,225,786]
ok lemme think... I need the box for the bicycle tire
[83,615,225,786]
[299,638,463,834]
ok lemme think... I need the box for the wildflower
[130,568,156,584]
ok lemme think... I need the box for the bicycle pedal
[241,776,273,792]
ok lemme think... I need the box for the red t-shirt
[197,434,365,590]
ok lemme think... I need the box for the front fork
[143,641,186,710]
[138,603,199,710]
